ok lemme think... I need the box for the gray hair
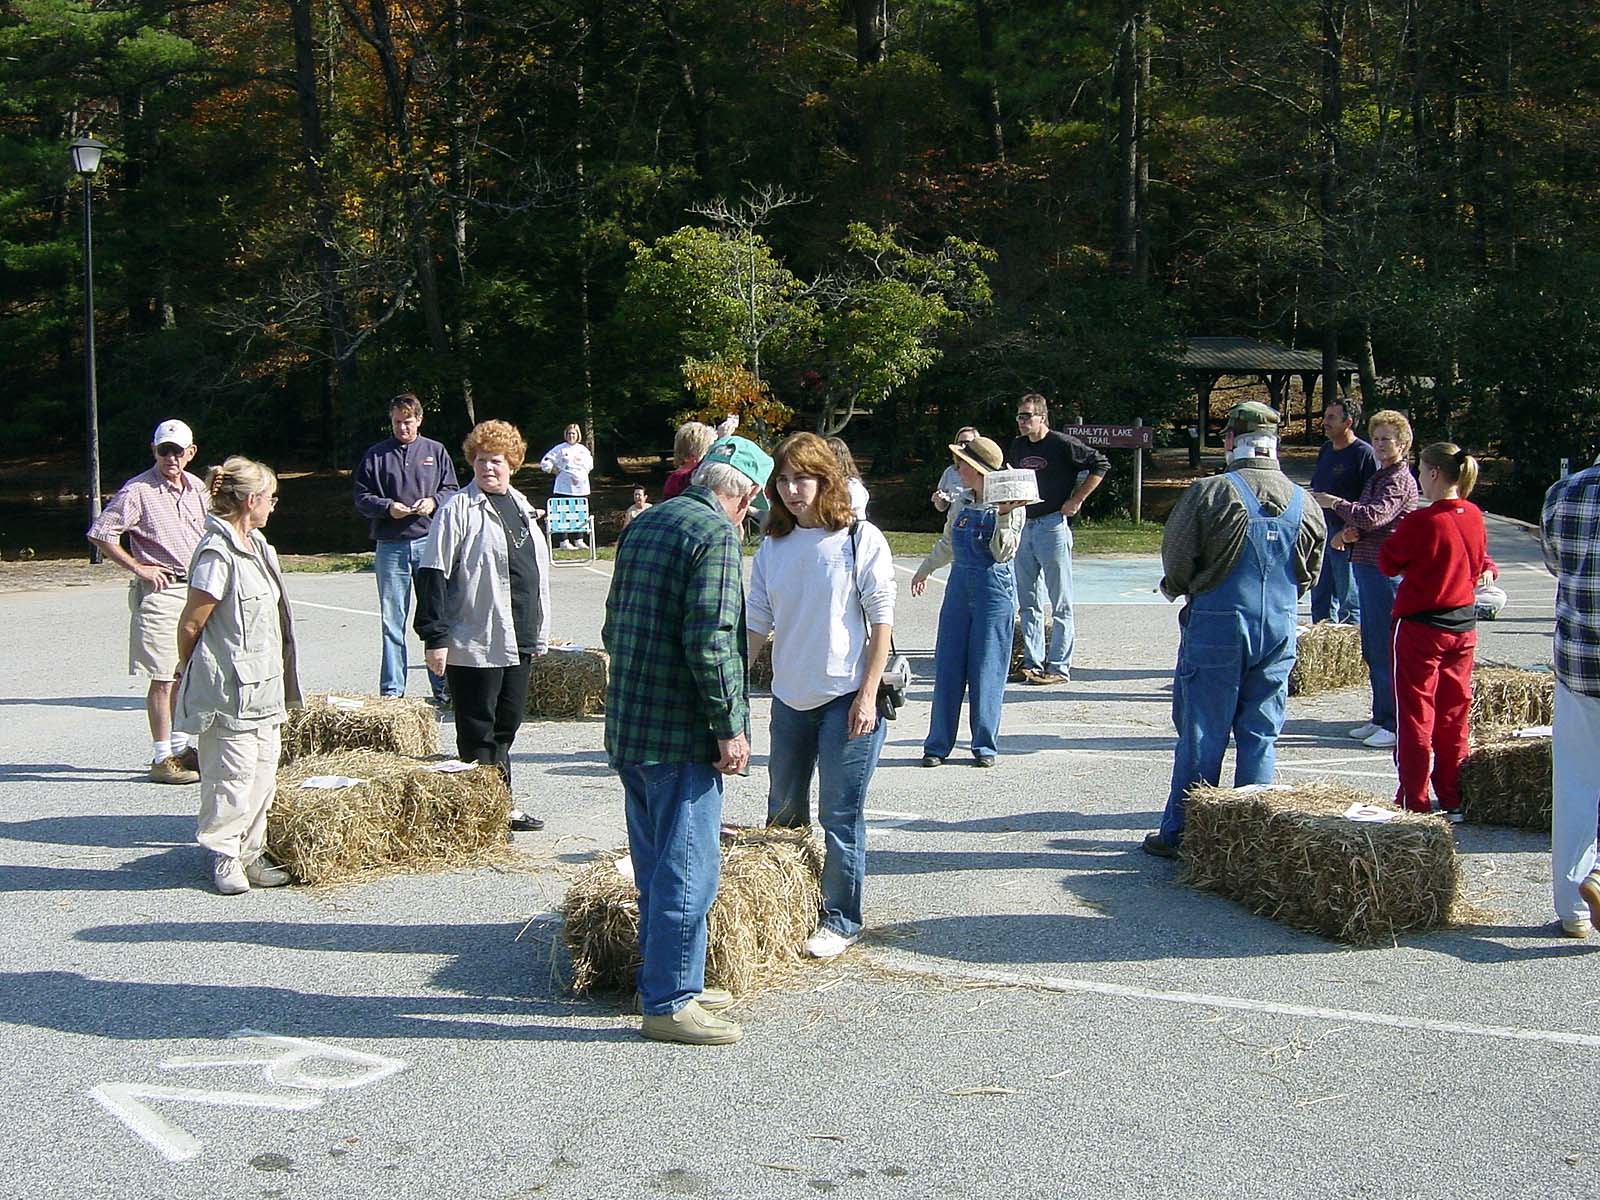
[691,460,757,498]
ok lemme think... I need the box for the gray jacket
[174,516,303,733]
[418,482,551,667]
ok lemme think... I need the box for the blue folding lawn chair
[545,496,596,563]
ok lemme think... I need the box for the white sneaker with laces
[1348,722,1379,740]
[1362,728,1398,749]
[803,928,858,959]
[212,855,249,895]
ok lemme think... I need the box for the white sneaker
[212,855,248,895]
[1562,917,1592,939]
[1348,722,1379,740]
[803,928,858,959]
[1362,728,1398,749]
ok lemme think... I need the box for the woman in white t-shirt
[748,432,896,960]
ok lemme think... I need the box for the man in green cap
[1143,402,1326,858]
[603,434,773,1045]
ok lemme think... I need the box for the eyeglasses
[1015,412,1040,422]
[155,444,185,457]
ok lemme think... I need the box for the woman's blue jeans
[619,761,724,1016]
[766,693,887,939]
[1352,561,1399,731]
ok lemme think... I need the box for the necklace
[490,491,531,548]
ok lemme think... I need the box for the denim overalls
[1158,474,1303,843]
[925,504,1017,761]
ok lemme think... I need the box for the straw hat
[950,436,1004,474]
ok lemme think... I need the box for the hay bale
[1288,622,1366,696]
[1181,781,1459,944]
[562,827,824,997]
[527,646,607,718]
[1459,733,1552,829]
[1008,618,1053,677]
[280,693,438,764]
[749,640,773,691]
[269,750,512,885]
[1469,667,1553,739]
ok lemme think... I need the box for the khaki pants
[196,722,282,863]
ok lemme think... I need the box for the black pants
[446,656,533,790]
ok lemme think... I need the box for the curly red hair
[462,420,527,471]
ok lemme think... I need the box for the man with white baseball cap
[89,418,209,783]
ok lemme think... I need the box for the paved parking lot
[2,516,1591,1200]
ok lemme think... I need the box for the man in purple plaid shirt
[88,419,208,784]
[1543,457,1600,936]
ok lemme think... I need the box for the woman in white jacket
[540,422,594,549]
[748,432,895,960]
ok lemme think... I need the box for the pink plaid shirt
[88,466,208,574]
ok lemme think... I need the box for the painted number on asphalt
[90,1030,408,1163]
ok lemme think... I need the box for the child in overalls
[911,437,1027,767]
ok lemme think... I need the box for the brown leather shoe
[640,998,742,1045]
[150,756,199,785]
[1579,872,1600,928]
[1025,670,1069,686]
[175,746,200,773]
[1007,668,1030,683]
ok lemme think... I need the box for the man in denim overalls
[1144,402,1327,858]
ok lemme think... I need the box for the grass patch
[279,553,374,573]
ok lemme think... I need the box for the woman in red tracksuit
[1378,443,1498,817]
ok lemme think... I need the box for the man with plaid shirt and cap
[1143,402,1326,859]
[89,418,209,784]
[1543,455,1600,936]
[603,434,772,1046]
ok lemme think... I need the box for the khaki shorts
[128,580,186,681]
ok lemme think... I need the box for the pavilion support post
[1300,371,1320,438]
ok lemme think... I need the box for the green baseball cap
[1227,401,1280,435]
[700,435,774,488]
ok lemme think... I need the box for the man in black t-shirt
[1007,393,1110,685]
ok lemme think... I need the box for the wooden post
[1133,417,1144,525]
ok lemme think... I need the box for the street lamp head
[69,136,108,177]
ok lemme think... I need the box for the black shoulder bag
[849,522,911,720]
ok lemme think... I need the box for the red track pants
[1391,620,1476,813]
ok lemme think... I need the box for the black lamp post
[70,135,108,563]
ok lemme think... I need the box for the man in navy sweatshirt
[353,394,460,702]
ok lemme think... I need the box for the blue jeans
[766,693,887,939]
[375,538,449,701]
[1310,543,1360,624]
[620,761,724,1016]
[1352,562,1399,731]
[1014,513,1075,674]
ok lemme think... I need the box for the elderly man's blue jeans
[620,762,724,1016]
[1015,513,1075,674]
[1310,544,1360,624]
[375,538,448,701]
[766,693,887,939]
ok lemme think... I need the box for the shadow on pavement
[0,813,192,849]
[0,762,148,783]
[0,695,146,711]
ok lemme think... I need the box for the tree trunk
[1357,317,1379,404]
[1112,0,1138,274]
[1318,0,1346,409]
[447,0,476,425]
[973,0,1004,161]
[654,0,714,184]
[289,0,355,458]
[1134,1,1151,282]
[852,0,889,67]
[575,29,597,464]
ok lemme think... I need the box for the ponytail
[1419,442,1478,499]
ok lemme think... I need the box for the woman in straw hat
[749,432,896,959]
[910,436,1028,767]
[173,456,301,895]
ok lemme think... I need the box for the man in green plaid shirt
[603,435,772,1046]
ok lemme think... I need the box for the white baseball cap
[151,419,194,448]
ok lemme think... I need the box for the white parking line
[876,959,1600,1050]
[1277,765,1395,779]
[293,599,380,618]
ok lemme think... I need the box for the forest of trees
[3,0,1598,510]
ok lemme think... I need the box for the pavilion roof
[1175,336,1357,374]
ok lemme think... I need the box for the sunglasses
[1015,412,1040,421]
[155,444,186,457]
